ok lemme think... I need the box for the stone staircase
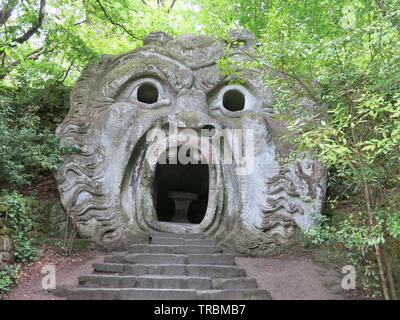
[65,232,271,300]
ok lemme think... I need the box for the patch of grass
[287,242,349,270]
[72,239,97,251]
[318,268,327,276]
[308,244,349,270]
[41,238,98,254]
[322,279,337,288]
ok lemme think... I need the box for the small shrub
[2,192,42,262]
[305,211,400,298]
[0,92,67,189]
[0,264,20,297]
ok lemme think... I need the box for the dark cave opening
[153,162,209,224]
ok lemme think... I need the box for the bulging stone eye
[137,83,159,104]
[115,77,171,107]
[209,84,253,116]
[222,89,245,112]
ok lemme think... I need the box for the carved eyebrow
[108,52,194,92]
[194,67,226,93]
[102,64,170,99]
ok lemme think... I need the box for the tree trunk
[383,246,398,300]
[363,182,391,300]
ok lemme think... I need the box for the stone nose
[167,89,219,131]
[175,88,208,114]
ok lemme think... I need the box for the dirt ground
[236,255,345,300]
[4,251,106,300]
[5,250,345,300]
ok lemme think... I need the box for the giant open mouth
[120,124,225,235]
[153,160,209,225]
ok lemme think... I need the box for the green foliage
[0,87,70,189]
[305,210,400,296]
[0,264,20,297]
[194,0,400,299]
[1,0,196,87]
[2,192,41,262]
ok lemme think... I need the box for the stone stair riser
[150,238,216,246]
[124,264,246,278]
[60,232,271,300]
[129,244,222,254]
[150,232,204,239]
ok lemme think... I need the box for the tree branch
[0,0,18,26]
[94,0,140,40]
[375,0,400,31]
[12,0,46,44]
[169,0,177,10]
[0,46,45,79]
[74,19,90,26]
[42,60,75,104]
[236,47,320,103]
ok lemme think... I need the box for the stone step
[79,274,257,290]
[188,254,235,265]
[92,263,127,274]
[187,265,247,278]
[211,277,258,289]
[73,232,270,300]
[79,275,137,288]
[151,237,216,246]
[104,253,235,265]
[150,232,204,239]
[67,288,198,300]
[67,288,270,300]
[105,253,187,265]
[129,275,213,290]
[125,264,246,278]
[197,289,272,300]
[129,244,222,254]
[79,274,213,290]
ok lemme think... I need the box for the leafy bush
[305,209,400,297]
[0,264,20,298]
[2,192,41,262]
[0,91,66,189]
[207,0,400,300]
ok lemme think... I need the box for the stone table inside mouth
[168,191,199,223]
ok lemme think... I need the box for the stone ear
[227,28,258,50]
[143,31,174,46]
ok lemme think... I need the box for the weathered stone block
[0,234,14,265]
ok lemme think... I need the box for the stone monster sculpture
[56,29,326,255]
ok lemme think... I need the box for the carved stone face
[56,30,326,255]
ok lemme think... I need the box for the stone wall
[0,234,14,266]
[0,198,67,266]
[26,199,68,238]
[0,204,14,265]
